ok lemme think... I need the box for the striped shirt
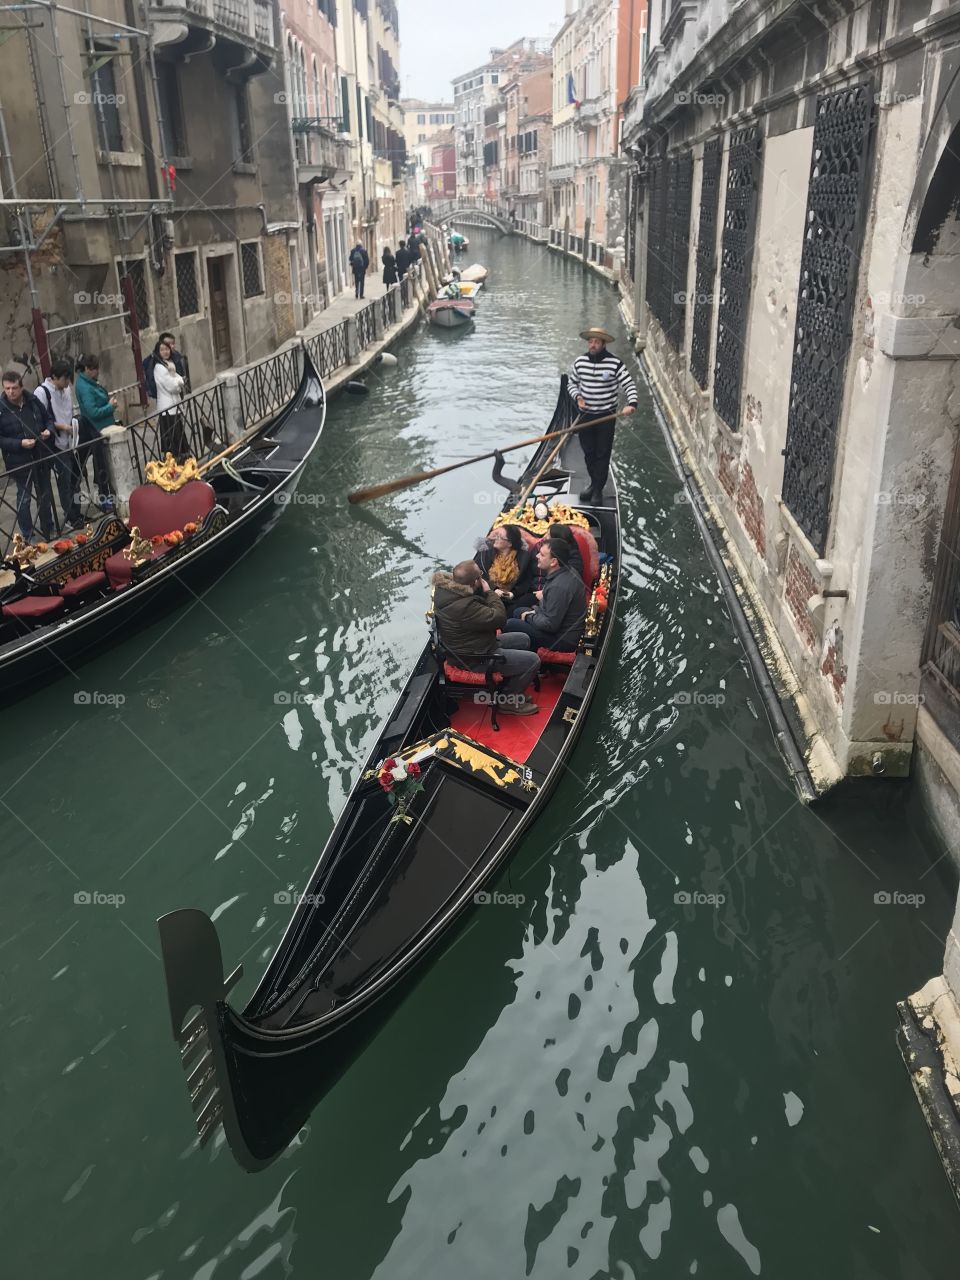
[569,348,638,414]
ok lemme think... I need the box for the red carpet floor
[449,673,566,763]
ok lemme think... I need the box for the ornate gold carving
[492,501,590,537]
[122,526,153,565]
[9,533,40,567]
[584,561,612,640]
[144,453,200,492]
[447,736,520,787]
[562,705,578,724]
[373,730,535,792]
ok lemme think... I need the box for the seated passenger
[502,539,586,654]
[432,560,541,716]
[474,523,534,606]
[546,522,583,579]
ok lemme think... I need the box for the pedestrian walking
[395,243,411,277]
[568,326,637,504]
[0,369,56,540]
[381,246,398,286]
[349,243,369,298]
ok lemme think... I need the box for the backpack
[349,248,365,271]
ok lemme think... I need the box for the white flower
[390,764,408,783]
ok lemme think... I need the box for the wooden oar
[507,417,581,513]
[196,423,268,476]
[347,412,620,505]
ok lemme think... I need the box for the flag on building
[567,73,579,107]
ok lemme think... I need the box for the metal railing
[355,300,376,350]
[0,439,112,557]
[125,381,229,482]
[305,321,347,379]
[236,345,305,427]
[380,292,391,330]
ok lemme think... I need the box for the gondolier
[568,326,637,504]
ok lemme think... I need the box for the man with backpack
[349,243,369,298]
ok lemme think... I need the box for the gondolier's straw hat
[580,326,615,343]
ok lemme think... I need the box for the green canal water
[3,233,960,1278]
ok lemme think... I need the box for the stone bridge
[434,204,513,234]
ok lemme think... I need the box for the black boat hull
[0,361,325,704]
[158,377,622,1170]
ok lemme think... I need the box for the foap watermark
[75,91,125,107]
[274,890,326,906]
[675,90,725,106]
[670,689,726,707]
[274,691,312,706]
[673,290,717,307]
[74,690,125,707]
[871,291,926,308]
[674,890,726,906]
[485,290,530,308]
[876,490,926,508]
[473,490,495,505]
[673,489,708,511]
[874,890,925,907]
[274,491,325,507]
[474,691,528,708]
[74,890,125,907]
[874,89,918,108]
[474,890,525,906]
[74,290,124,307]
[273,290,324,307]
[874,691,924,706]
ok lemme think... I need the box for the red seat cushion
[128,479,215,539]
[60,570,107,600]
[104,545,167,590]
[570,527,599,590]
[2,595,65,622]
[443,660,504,686]
[537,647,576,665]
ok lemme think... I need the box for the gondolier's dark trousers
[577,408,616,494]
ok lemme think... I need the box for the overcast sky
[400,0,562,103]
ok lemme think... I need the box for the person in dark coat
[408,233,421,257]
[381,247,398,286]
[503,539,586,653]
[546,523,583,580]
[0,369,56,539]
[474,524,534,607]
[431,560,540,715]
[349,243,369,298]
[395,243,411,277]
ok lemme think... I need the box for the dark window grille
[91,50,123,152]
[157,60,187,156]
[665,151,693,351]
[781,82,875,553]
[175,251,199,316]
[240,242,264,297]
[644,147,669,326]
[713,125,763,431]
[120,258,150,330]
[690,135,723,388]
[233,85,253,163]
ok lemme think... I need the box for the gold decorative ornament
[122,526,153,565]
[492,501,590,537]
[145,453,200,492]
[583,562,612,640]
[374,730,533,791]
[9,533,40,567]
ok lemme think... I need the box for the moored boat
[157,376,621,1170]
[427,297,476,328]
[459,262,488,283]
[0,352,325,705]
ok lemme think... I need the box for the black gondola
[0,353,325,706]
[157,378,621,1170]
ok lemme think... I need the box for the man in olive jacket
[432,560,540,715]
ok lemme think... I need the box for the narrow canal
[3,232,959,1278]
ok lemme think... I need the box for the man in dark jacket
[503,539,586,652]
[349,243,369,298]
[395,243,411,277]
[0,369,56,538]
[432,561,540,715]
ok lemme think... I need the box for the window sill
[167,155,194,171]
[232,161,256,176]
[98,150,143,168]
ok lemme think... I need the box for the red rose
[378,772,394,793]
[74,533,89,545]
[406,761,421,777]
[383,758,397,770]
[150,534,165,546]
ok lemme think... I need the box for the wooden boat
[439,279,482,302]
[427,297,476,328]
[0,353,325,706]
[157,376,621,1170]
[459,263,488,283]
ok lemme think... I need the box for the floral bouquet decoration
[377,756,424,825]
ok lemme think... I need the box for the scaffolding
[0,0,172,392]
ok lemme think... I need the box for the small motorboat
[459,262,488,283]
[439,279,482,302]
[427,297,476,328]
